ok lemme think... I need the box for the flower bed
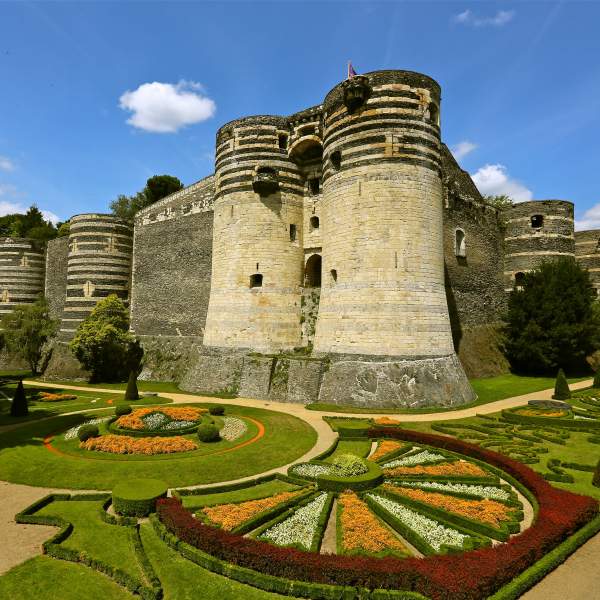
[384,460,488,479]
[81,434,197,455]
[38,392,78,402]
[383,450,447,469]
[257,493,329,551]
[515,408,569,418]
[391,481,513,503]
[373,417,402,427]
[201,490,303,532]
[63,417,110,441]
[220,416,248,441]
[115,407,206,431]
[338,491,410,557]
[370,440,410,462]
[289,463,331,479]
[156,427,599,600]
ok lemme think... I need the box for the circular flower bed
[111,406,207,436]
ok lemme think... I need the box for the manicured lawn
[180,479,300,510]
[323,440,372,462]
[36,500,144,580]
[0,556,134,599]
[0,404,317,489]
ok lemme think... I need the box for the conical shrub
[552,368,571,400]
[593,369,600,389]
[593,458,600,488]
[125,370,139,401]
[10,380,28,417]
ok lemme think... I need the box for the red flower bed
[157,428,598,600]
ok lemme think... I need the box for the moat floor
[1,377,597,598]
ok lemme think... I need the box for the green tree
[109,175,183,220]
[56,221,70,237]
[125,370,139,400]
[552,368,571,400]
[483,194,513,209]
[503,258,600,374]
[0,297,57,374]
[0,205,58,240]
[10,380,28,417]
[69,295,143,382]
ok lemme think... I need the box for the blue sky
[0,1,599,228]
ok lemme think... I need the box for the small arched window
[278,133,288,150]
[330,150,341,170]
[455,229,466,258]
[310,216,320,231]
[428,103,439,126]
[250,274,263,288]
[531,215,544,228]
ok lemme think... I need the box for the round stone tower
[503,200,575,289]
[203,116,306,352]
[0,237,45,318]
[575,229,600,295]
[59,214,133,338]
[314,70,474,407]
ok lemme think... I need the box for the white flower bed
[260,493,328,550]
[290,463,331,479]
[142,412,170,430]
[63,417,110,441]
[162,419,196,430]
[383,450,447,469]
[220,417,248,441]
[367,494,469,552]
[393,481,511,501]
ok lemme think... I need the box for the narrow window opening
[278,133,288,150]
[304,254,322,287]
[455,229,466,258]
[310,216,320,231]
[250,274,263,288]
[330,269,337,284]
[428,102,439,125]
[230,205,234,218]
[330,150,341,170]
[256,262,259,270]
[289,224,297,242]
[309,178,320,195]
[301,125,315,136]
[531,215,544,228]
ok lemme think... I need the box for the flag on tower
[347,61,357,79]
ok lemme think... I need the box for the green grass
[0,404,317,489]
[36,499,144,580]
[140,522,283,599]
[181,479,300,510]
[323,440,372,462]
[306,373,591,414]
[0,556,135,599]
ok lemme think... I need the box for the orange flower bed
[370,440,407,462]
[202,491,302,531]
[339,491,408,555]
[385,485,512,527]
[515,409,568,418]
[384,461,487,478]
[116,406,207,430]
[38,392,77,402]
[81,434,197,455]
[374,417,402,426]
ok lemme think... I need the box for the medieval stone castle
[1,70,597,408]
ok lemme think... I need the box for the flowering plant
[81,434,197,455]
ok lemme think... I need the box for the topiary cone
[593,459,600,488]
[552,368,571,400]
[125,370,139,401]
[10,379,28,417]
[593,369,600,389]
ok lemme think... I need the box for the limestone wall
[0,237,46,318]
[130,176,215,338]
[503,200,575,289]
[60,214,133,338]
[575,230,600,295]
[44,237,69,320]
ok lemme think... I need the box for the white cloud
[453,9,515,27]
[451,141,478,161]
[575,204,600,231]
[0,200,61,224]
[119,80,216,133]
[471,164,533,202]
[0,156,15,172]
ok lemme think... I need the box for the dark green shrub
[331,454,368,477]
[208,405,225,416]
[125,370,139,400]
[112,478,168,517]
[594,370,600,389]
[115,405,132,417]
[593,459,600,488]
[552,369,571,400]
[10,380,28,417]
[197,423,220,442]
[78,424,99,442]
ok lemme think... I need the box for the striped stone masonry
[59,214,133,338]
[575,229,600,295]
[0,237,46,317]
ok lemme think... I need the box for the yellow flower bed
[370,440,406,462]
[339,491,408,555]
[81,434,197,455]
[116,406,207,430]
[384,461,487,478]
[202,491,302,531]
[515,408,568,418]
[373,417,402,426]
[38,392,78,402]
[385,485,512,527]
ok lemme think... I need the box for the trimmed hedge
[208,405,225,416]
[594,459,600,488]
[113,478,168,517]
[317,461,384,492]
[157,428,598,600]
[115,405,132,417]
[501,409,600,430]
[78,424,99,442]
[197,423,220,442]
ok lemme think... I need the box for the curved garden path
[1,377,598,598]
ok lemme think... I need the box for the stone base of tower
[317,353,475,409]
[41,341,90,382]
